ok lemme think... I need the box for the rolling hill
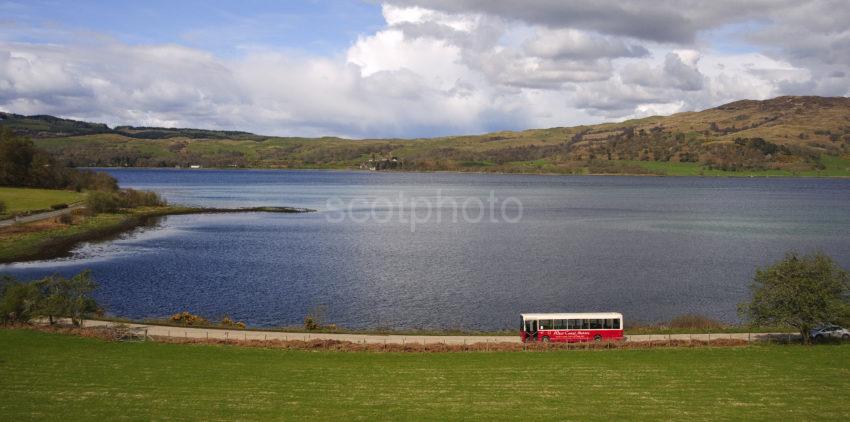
[2,96,850,176]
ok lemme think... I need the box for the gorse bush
[170,311,207,326]
[220,315,246,329]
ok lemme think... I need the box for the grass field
[627,155,850,177]
[0,187,85,217]
[1,329,848,420]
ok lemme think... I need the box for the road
[79,319,793,345]
[0,204,84,228]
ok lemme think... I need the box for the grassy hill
[1,329,849,420]
[3,96,850,176]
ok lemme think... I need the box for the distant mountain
[2,96,849,176]
[0,112,112,137]
[0,112,261,140]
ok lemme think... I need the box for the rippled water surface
[3,169,850,330]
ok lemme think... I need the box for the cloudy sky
[1,0,848,138]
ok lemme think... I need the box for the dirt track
[79,319,794,345]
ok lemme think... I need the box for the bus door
[524,319,538,341]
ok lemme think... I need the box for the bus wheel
[541,336,550,343]
[593,335,602,342]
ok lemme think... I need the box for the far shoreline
[82,165,850,180]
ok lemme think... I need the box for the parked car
[810,325,850,342]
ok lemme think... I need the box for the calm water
[3,169,850,330]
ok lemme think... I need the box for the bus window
[589,319,602,329]
[581,319,590,329]
[568,319,580,329]
[603,319,612,329]
[613,319,621,329]
[540,319,554,330]
[554,319,567,329]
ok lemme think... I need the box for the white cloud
[0,1,847,137]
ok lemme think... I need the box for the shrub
[220,315,246,329]
[119,189,166,208]
[50,203,68,210]
[55,213,74,225]
[85,189,166,214]
[304,316,319,331]
[86,191,120,214]
[170,311,207,326]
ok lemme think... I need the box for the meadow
[0,187,85,217]
[1,329,848,420]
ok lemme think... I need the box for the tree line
[0,127,117,191]
[1,271,99,326]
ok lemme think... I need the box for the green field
[1,329,848,420]
[627,155,850,177]
[0,187,85,217]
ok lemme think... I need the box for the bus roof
[521,312,623,320]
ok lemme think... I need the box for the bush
[170,311,207,326]
[220,315,246,329]
[119,189,166,208]
[50,203,68,210]
[55,213,74,225]
[85,191,120,214]
[85,189,166,214]
[304,316,319,331]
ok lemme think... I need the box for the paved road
[79,319,793,345]
[0,204,84,228]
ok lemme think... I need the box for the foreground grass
[0,187,85,217]
[1,329,848,420]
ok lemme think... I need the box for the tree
[739,252,850,344]
[0,127,35,186]
[0,280,41,324]
[0,271,100,326]
[63,270,98,326]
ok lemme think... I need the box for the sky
[1,0,848,138]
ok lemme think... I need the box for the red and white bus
[520,312,624,343]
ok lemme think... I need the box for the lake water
[3,169,850,330]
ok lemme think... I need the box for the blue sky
[3,0,384,56]
[0,1,845,137]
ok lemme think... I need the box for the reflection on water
[2,169,850,330]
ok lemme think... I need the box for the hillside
[3,96,850,176]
